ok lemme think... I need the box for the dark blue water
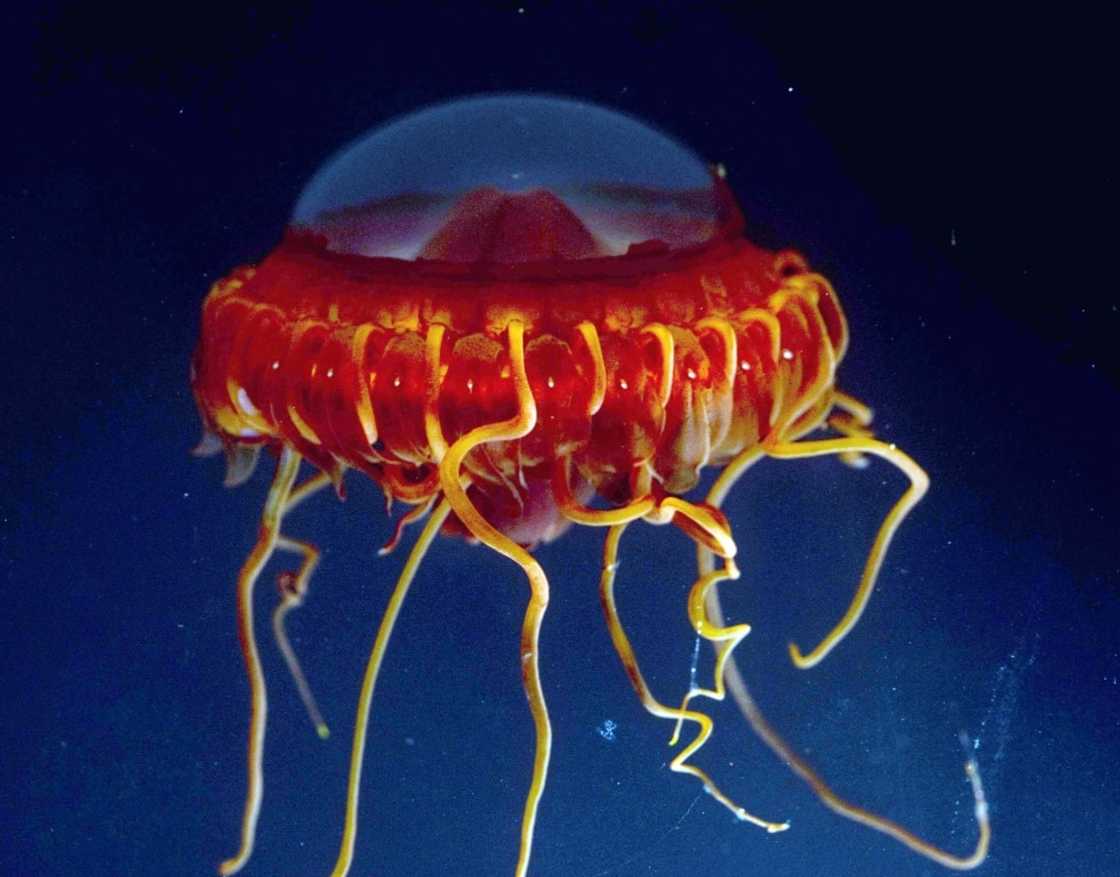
[4,5,1116,876]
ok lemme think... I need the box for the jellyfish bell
[290,94,726,263]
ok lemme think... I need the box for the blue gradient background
[3,5,1116,876]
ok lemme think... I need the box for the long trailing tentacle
[831,389,873,426]
[433,320,552,877]
[650,495,737,558]
[723,654,989,869]
[599,523,788,832]
[552,455,655,526]
[763,434,929,669]
[827,389,876,468]
[697,424,990,870]
[269,470,334,739]
[273,535,330,739]
[684,445,766,729]
[219,445,302,876]
[667,558,750,747]
[330,497,453,876]
[624,487,744,748]
[285,470,333,512]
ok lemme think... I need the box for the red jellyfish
[191,94,990,875]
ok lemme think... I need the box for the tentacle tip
[768,821,791,834]
[191,429,223,458]
[332,475,347,501]
[787,642,810,668]
[221,443,262,488]
[316,723,331,740]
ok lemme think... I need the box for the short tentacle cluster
[192,235,846,545]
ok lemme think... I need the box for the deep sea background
[3,4,1116,876]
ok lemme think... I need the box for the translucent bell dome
[290,94,723,263]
